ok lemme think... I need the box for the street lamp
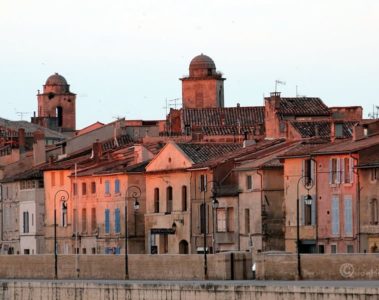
[125,185,141,280]
[296,176,313,280]
[202,180,219,280]
[54,189,69,279]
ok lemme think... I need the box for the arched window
[166,186,173,214]
[371,199,378,225]
[182,186,187,211]
[154,188,159,213]
[179,240,189,254]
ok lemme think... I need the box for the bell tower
[180,54,225,109]
[32,73,76,134]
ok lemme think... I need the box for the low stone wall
[256,253,379,280]
[1,281,379,300]
[0,252,252,280]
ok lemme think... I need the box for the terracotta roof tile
[182,107,264,129]
[276,97,330,116]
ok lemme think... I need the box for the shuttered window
[332,196,339,235]
[105,209,110,234]
[115,208,121,233]
[115,179,120,194]
[344,196,353,236]
[105,181,110,195]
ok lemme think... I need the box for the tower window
[56,106,63,127]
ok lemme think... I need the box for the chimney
[18,128,26,154]
[270,92,281,110]
[220,112,226,126]
[352,124,365,141]
[92,139,102,161]
[33,130,46,166]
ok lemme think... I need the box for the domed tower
[32,73,76,133]
[180,54,225,109]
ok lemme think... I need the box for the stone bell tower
[180,54,225,109]
[32,73,76,134]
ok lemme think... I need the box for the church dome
[189,54,216,70]
[45,73,68,86]
[44,73,69,93]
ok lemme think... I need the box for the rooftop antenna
[169,98,181,110]
[275,80,286,93]
[16,111,31,120]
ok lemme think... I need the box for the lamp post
[125,185,141,280]
[53,189,69,280]
[210,182,219,254]
[296,176,313,280]
[202,180,219,280]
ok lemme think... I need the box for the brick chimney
[352,124,365,141]
[33,130,46,166]
[92,139,102,161]
[18,128,26,154]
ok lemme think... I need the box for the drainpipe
[350,153,360,252]
[256,169,264,251]
[310,157,318,252]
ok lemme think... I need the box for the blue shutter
[332,196,339,235]
[105,209,110,234]
[105,181,110,194]
[115,179,120,194]
[115,247,121,255]
[115,208,120,233]
[311,195,316,226]
[344,196,353,236]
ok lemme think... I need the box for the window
[114,208,121,233]
[73,209,78,233]
[343,158,353,184]
[105,180,110,195]
[82,208,87,232]
[246,175,252,190]
[51,172,56,187]
[332,196,340,235]
[329,158,340,185]
[115,179,120,194]
[302,159,314,186]
[344,196,353,236]
[82,182,87,195]
[182,186,187,211]
[227,207,234,232]
[200,203,207,233]
[91,208,97,232]
[73,183,78,196]
[318,245,325,254]
[216,208,226,232]
[166,186,173,214]
[200,174,207,192]
[82,248,87,254]
[370,199,378,225]
[347,245,354,253]
[91,182,96,194]
[335,123,343,137]
[23,211,29,233]
[331,244,337,253]
[61,201,67,227]
[244,209,250,234]
[105,209,110,234]
[154,188,160,213]
[301,195,315,226]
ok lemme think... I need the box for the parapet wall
[255,253,379,280]
[0,252,252,280]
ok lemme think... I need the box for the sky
[0,0,378,129]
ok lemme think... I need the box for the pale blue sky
[1,0,378,128]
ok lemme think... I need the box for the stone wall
[1,280,379,300]
[0,252,252,280]
[256,253,379,280]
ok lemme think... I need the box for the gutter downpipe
[256,169,264,251]
[310,157,318,252]
[350,153,360,252]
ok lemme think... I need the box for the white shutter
[310,160,315,183]
[341,158,345,184]
[302,160,305,184]
[336,158,341,184]
[311,195,316,226]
